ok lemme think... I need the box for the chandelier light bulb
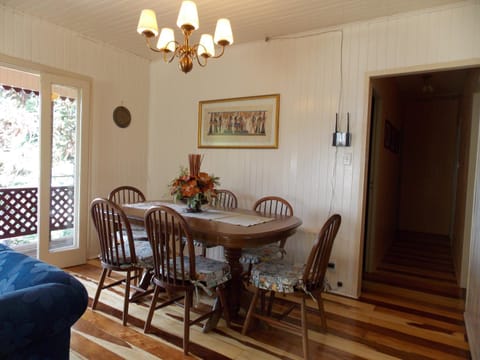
[137,9,159,37]
[214,18,233,46]
[198,34,215,57]
[177,1,199,30]
[157,28,176,52]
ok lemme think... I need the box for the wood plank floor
[67,236,470,360]
[363,231,464,298]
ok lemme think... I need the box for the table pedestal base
[223,247,244,318]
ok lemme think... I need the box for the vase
[185,198,202,213]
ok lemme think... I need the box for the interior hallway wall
[398,98,459,235]
[365,78,403,272]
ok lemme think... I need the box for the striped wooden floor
[67,252,470,359]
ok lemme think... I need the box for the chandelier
[137,1,233,74]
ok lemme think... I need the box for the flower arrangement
[170,154,219,212]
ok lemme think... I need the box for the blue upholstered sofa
[0,243,88,359]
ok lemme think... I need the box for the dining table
[122,200,302,318]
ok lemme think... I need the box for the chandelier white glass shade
[137,1,233,74]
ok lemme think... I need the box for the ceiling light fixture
[137,1,233,74]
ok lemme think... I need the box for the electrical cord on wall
[329,29,344,217]
[265,28,345,217]
[267,27,346,290]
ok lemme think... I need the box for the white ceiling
[0,0,467,60]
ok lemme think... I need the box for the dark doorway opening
[362,67,480,298]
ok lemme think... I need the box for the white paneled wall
[147,2,480,298]
[0,5,151,259]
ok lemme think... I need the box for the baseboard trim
[464,311,479,360]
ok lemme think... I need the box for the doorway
[0,63,91,267]
[362,67,480,295]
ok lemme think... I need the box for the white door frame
[0,54,92,268]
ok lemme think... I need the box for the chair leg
[242,287,260,335]
[92,268,108,310]
[260,291,266,314]
[316,293,327,332]
[122,270,131,326]
[216,284,231,328]
[133,268,141,286]
[144,285,162,333]
[267,291,275,315]
[184,289,192,355]
[301,297,309,360]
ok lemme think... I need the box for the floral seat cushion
[120,227,148,241]
[131,227,148,241]
[250,260,305,293]
[240,243,285,265]
[132,240,154,268]
[104,240,154,269]
[166,256,231,289]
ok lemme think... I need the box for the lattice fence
[0,186,75,239]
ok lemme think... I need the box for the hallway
[364,231,464,299]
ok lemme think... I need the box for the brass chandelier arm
[143,36,163,53]
[210,45,226,59]
[194,43,226,68]
[144,37,179,64]
[164,50,178,64]
[195,53,207,67]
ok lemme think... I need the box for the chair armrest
[0,281,88,356]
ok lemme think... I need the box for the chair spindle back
[253,196,293,216]
[144,206,195,289]
[90,198,136,269]
[303,214,341,292]
[211,189,238,209]
[109,185,146,205]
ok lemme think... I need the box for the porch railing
[0,186,75,239]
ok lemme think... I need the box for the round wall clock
[113,106,131,128]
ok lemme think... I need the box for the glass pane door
[38,73,90,267]
[0,66,40,256]
[49,84,79,251]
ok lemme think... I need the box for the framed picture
[198,94,280,148]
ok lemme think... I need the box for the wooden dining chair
[143,205,231,355]
[108,185,148,238]
[107,186,148,278]
[242,214,341,360]
[108,185,146,205]
[198,189,239,256]
[210,189,238,209]
[240,196,294,271]
[90,198,154,325]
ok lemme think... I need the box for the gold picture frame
[198,94,280,149]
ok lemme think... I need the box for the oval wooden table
[122,202,302,317]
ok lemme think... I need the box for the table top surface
[122,201,302,249]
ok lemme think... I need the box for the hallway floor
[363,231,464,298]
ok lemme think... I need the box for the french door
[38,73,90,267]
[0,60,90,268]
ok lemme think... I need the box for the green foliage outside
[0,88,40,187]
[0,86,77,246]
[0,87,77,187]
